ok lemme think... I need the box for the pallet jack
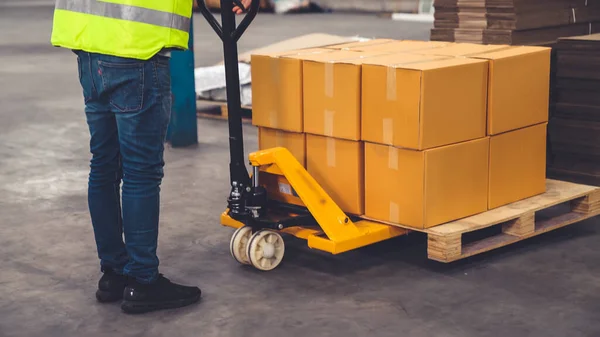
[196,0,408,271]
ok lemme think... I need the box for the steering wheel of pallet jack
[246,230,285,271]
[230,226,253,265]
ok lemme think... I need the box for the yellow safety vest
[51,0,193,60]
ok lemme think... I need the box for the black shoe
[96,268,127,303]
[121,274,201,314]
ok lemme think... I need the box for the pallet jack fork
[196,0,408,271]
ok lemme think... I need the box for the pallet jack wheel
[230,226,253,265]
[246,230,285,271]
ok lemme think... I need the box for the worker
[50,0,251,314]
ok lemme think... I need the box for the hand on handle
[193,0,253,14]
[233,0,252,14]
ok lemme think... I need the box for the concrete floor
[2,2,600,337]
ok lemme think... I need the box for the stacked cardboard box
[251,48,331,206]
[547,34,600,186]
[251,47,393,212]
[251,39,552,230]
[431,0,600,45]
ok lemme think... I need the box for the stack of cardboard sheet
[547,34,600,186]
[431,0,600,45]
[251,39,552,230]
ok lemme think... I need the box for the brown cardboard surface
[414,43,511,56]
[324,39,395,50]
[306,135,364,215]
[489,123,547,209]
[251,48,333,132]
[473,46,551,135]
[302,50,390,141]
[259,172,305,207]
[365,137,490,229]
[361,55,488,150]
[261,47,334,58]
[352,40,451,52]
[292,49,369,63]
[236,33,356,64]
[258,127,306,167]
[409,44,551,135]
[257,127,307,208]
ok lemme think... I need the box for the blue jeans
[75,51,171,283]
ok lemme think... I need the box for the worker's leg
[95,52,200,313]
[77,51,129,274]
[76,50,129,303]
[112,55,170,284]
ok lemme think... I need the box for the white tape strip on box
[269,57,280,127]
[324,110,335,137]
[383,118,394,145]
[327,137,336,168]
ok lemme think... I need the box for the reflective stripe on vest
[55,0,190,33]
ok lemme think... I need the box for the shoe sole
[121,293,201,314]
[96,289,123,303]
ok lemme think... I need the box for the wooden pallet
[427,179,600,262]
[196,100,252,123]
[371,179,600,262]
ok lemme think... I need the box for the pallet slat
[426,179,600,262]
[501,211,535,236]
[426,179,597,236]
[366,179,600,262]
[455,209,594,262]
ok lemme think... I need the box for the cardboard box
[307,134,364,215]
[365,138,490,229]
[257,127,306,208]
[259,172,305,207]
[258,127,306,167]
[361,54,488,150]
[474,46,551,135]
[410,44,552,135]
[489,123,547,209]
[251,48,333,132]
[302,50,384,141]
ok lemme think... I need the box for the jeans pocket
[98,60,145,112]
[77,54,92,104]
[77,55,82,81]
[154,58,172,123]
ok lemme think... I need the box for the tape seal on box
[324,110,335,137]
[389,201,400,224]
[386,66,397,101]
[388,145,398,170]
[325,61,334,98]
[383,118,393,145]
[326,137,336,167]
